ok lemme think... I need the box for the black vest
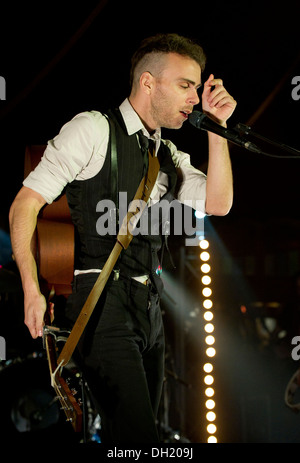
[66,108,177,287]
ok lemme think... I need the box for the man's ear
[139,71,154,95]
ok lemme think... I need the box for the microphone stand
[189,111,300,158]
[234,122,300,159]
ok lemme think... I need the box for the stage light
[205,399,215,410]
[203,363,213,373]
[206,347,216,357]
[203,311,213,321]
[207,435,217,443]
[203,299,213,309]
[205,335,215,346]
[204,375,214,385]
[202,275,211,285]
[205,387,215,397]
[195,210,206,219]
[200,251,210,261]
[206,411,216,422]
[207,424,217,434]
[204,323,214,333]
[199,239,209,250]
[201,263,210,273]
[199,238,217,443]
[202,287,212,297]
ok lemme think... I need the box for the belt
[74,268,149,285]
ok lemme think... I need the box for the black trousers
[65,273,165,443]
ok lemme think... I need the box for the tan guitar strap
[57,146,160,367]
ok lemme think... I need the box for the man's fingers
[203,75,223,89]
[203,76,228,107]
[202,73,237,123]
[207,87,226,106]
[25,315,44,338]
[24,295,47,338]
[24,317,38,338]
[215,95,237,108]
[208,89,234,108]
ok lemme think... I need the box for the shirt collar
[119,98,161,142]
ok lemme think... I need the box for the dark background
[1,0,300,444]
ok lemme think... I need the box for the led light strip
[199,238,217,443]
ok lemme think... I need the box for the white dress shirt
[23,98,207,212]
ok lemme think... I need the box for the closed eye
[179,80,202,91]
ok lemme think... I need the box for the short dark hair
[130,33,206,88]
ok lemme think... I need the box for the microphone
[189,111,261,153]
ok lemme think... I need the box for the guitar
[43,297,83,433]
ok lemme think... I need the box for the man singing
[9,33,236,442]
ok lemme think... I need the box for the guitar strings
[45,335,75,422]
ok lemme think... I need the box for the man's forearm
[9,187,47,338]
[9,196,40,294]
[205,132,233,216]
[200,74,236,216]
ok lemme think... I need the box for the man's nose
[187,88,200,106]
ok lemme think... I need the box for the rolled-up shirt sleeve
[163,139,207,214]
[23,111,108,204]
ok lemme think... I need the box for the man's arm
[201,74,236,216]
[9,186,47,338]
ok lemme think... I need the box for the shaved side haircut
[130,33,206,89]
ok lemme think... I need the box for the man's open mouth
[180,110,190,119]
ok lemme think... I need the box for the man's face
[150,53,201,130]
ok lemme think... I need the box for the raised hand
[202,73,237,125]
